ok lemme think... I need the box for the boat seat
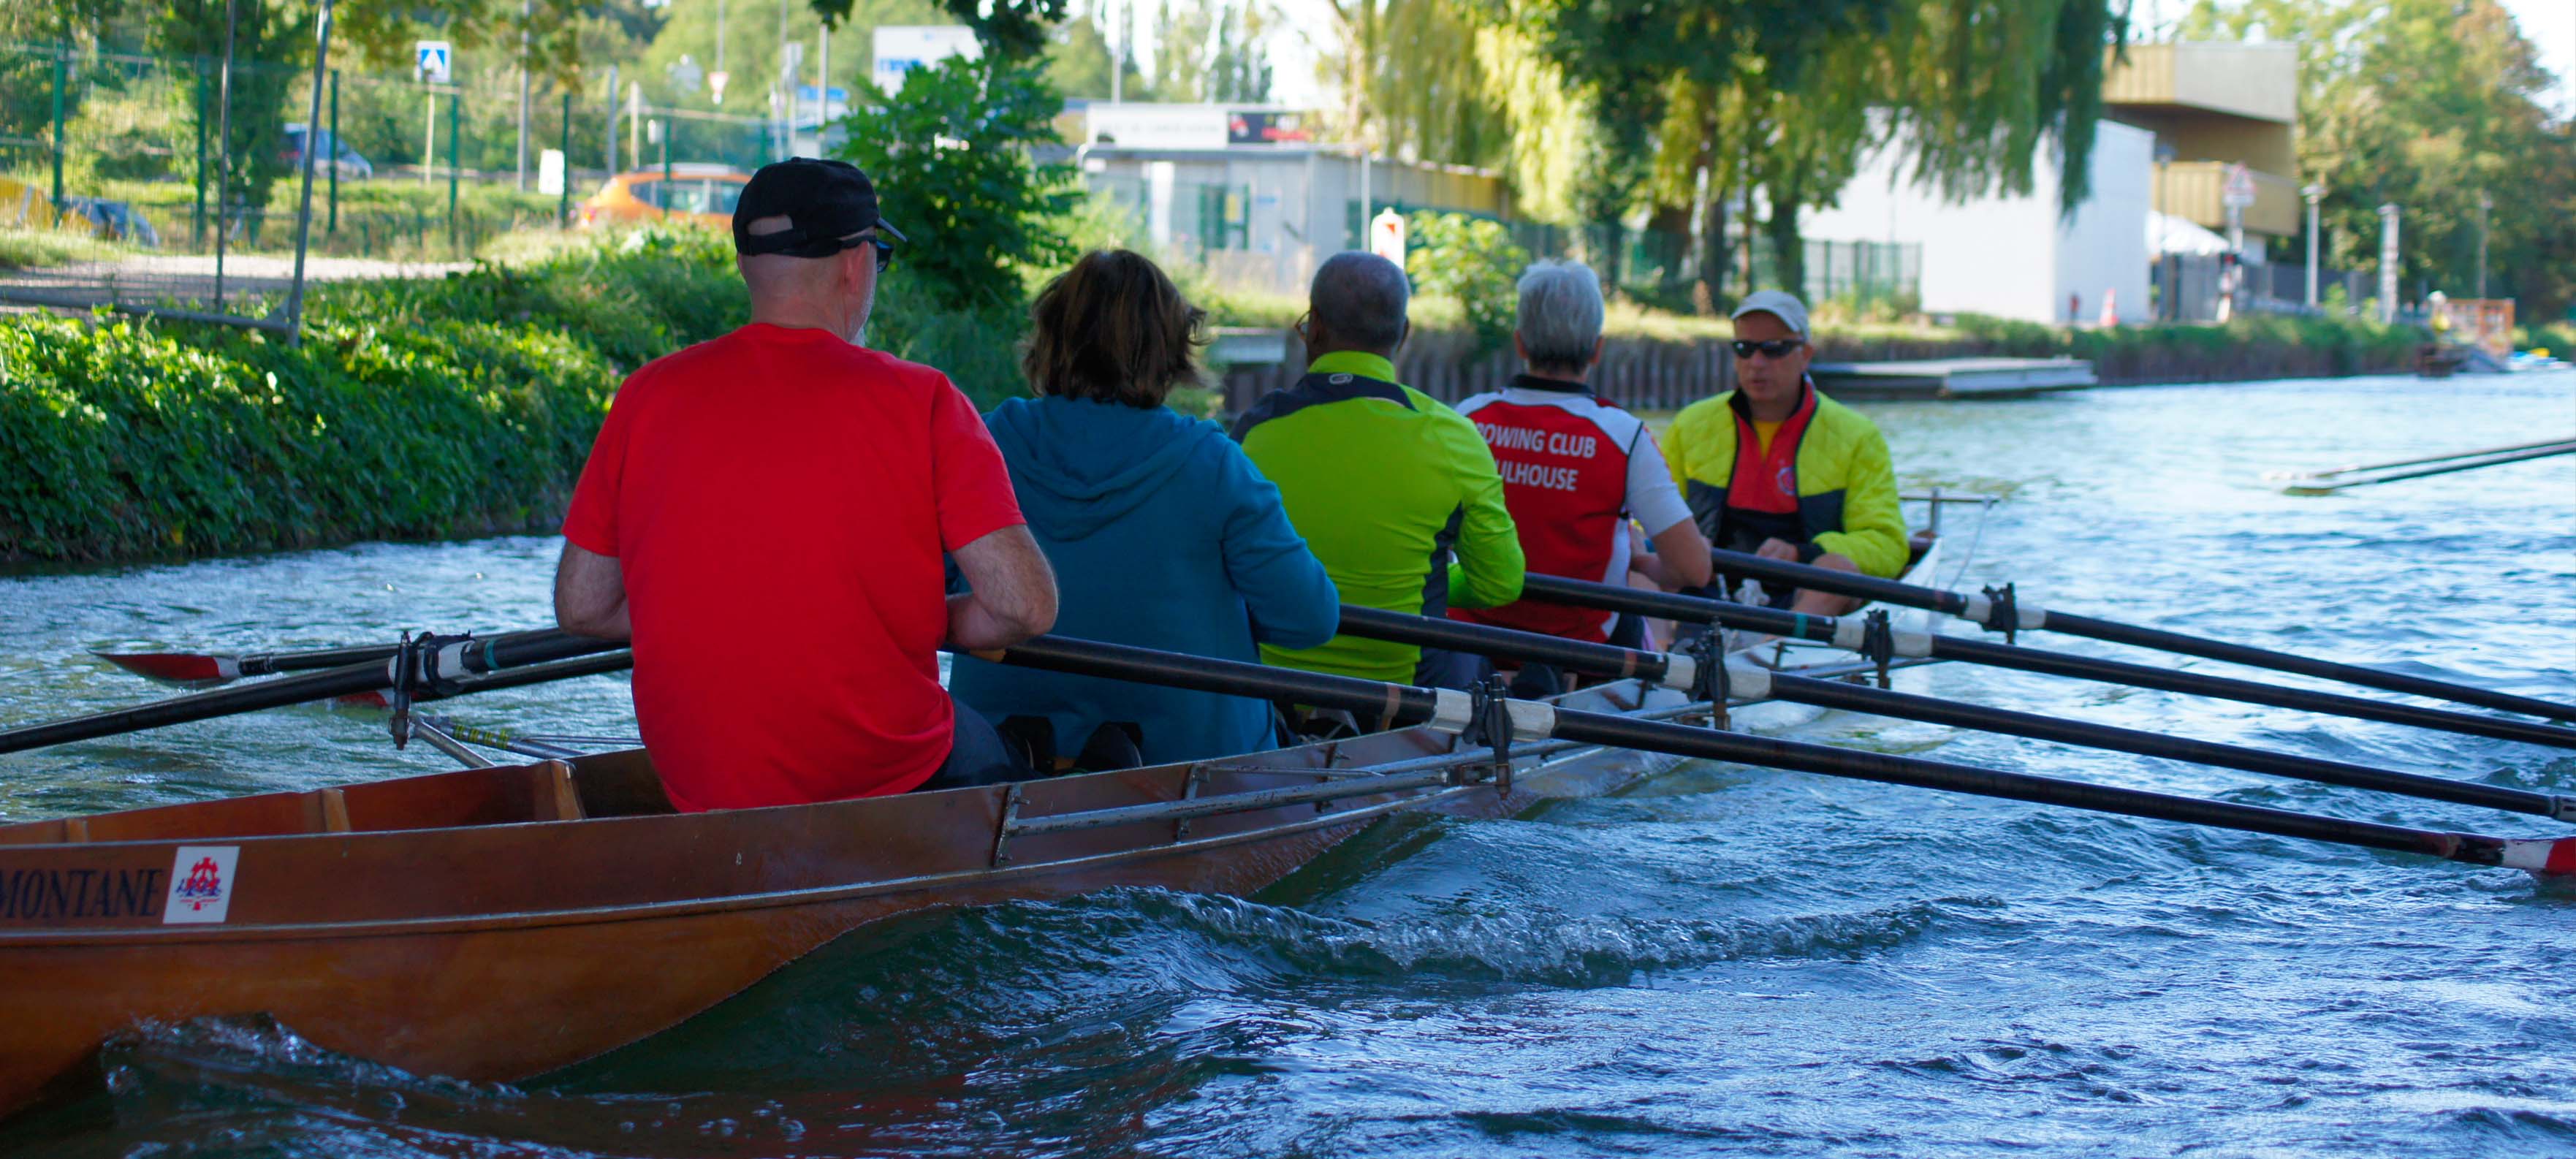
[531,762,585,823]
[303,788,352,833]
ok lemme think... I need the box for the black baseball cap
[732,157,907,257]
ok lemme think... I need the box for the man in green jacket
[1663,290,1908,615]
[1233,251,1525,687]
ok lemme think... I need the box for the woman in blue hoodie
[949,250,1340,769]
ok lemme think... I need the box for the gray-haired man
[1451,259,1712,655]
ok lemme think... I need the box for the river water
[1,371,2572,1158]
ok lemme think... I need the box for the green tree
[835,51,1076,311]
[2184,0,2575,318]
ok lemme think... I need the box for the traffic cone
[2099,289,2119,327]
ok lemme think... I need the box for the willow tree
[1502,0,2126,308]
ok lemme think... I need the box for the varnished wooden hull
[0,679,1692,1120]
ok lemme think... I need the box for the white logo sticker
[163,845,240,924]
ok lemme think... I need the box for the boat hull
[0,680,1690,1120]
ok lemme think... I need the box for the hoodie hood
[985,396,1220,539]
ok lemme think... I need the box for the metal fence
[1,37,783,328]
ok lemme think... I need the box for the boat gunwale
[0,694,1703,948]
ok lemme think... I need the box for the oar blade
[91,651,238,688]
[2501,837,2576,880]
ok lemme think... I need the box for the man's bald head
[737,215,838,299]
[1306,251,1410,357]
[735,213,879,341]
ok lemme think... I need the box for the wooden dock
[1809,357,2098,399]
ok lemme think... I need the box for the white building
[1074,103,1510,296]
[1802,120,2155,325]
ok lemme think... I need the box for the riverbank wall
[1218,313,2423,413]
[0,232,2426,566]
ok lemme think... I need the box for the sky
[1249,0,2576,122]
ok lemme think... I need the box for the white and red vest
[1451,376,1653,643]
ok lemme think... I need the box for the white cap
[1731,289,1810,340]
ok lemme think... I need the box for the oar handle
[1709,547,1969,617]
[1334,606,1684,685]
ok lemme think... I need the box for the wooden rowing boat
[0,513,1969,1121]
[0,674,1710,1121]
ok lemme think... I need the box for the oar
[2280,441,2576,495]
[1336,606,2576,824]
[91,628,566,688]
[2262,435,2576,482]
[1692,547,2576,725]
[1516,575,2576,750]
[962,634,2576,880]
[0,630,622,753]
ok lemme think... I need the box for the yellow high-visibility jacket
[1662,384,1909,579]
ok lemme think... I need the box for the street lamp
[2301,183,2323,308]
[2475,190,2492,300]
[2376,203,2401,325]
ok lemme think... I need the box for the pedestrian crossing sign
[416,40,452,83]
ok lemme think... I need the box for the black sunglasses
[1730,338,1801,359]
[856,232,896,272]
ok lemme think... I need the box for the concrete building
[1072,102,1509,295]
[2102,42,2303,244]
[1801,119,2157,325]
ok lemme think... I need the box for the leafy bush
[835,53,1078,314]
[0,220,1075,563]
[1402,211,1530,352]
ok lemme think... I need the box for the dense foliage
[1402,210,1531,352]
[835,53,1078,315]
[0,224,1029,563]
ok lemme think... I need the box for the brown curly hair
[1022,249,1207,408]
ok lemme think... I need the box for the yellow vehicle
[578,165,751,230]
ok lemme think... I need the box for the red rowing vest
[1450,376,1644,642]
[1727,385,1817,516]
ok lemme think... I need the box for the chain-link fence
[1,36,783,330]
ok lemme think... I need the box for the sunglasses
[1730,338,1801,359]
[854,232,896,272]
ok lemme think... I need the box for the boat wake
[988,887,1975,989]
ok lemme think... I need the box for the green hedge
[0,225,1027,563]
[1951,312,2423,383]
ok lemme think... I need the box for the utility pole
[1111,0,1123,104]
[604,64,619,175]
[2376,203,2401,324]
[2474,190,2491,300]
[2302,183,2322,308]
[515,0,531,191]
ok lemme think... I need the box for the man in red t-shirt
[554,158,1058,810]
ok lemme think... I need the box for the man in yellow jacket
[1663,290,1907,615]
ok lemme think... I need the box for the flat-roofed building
[1065,102,1511,295]
[2103,41,2302,241]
